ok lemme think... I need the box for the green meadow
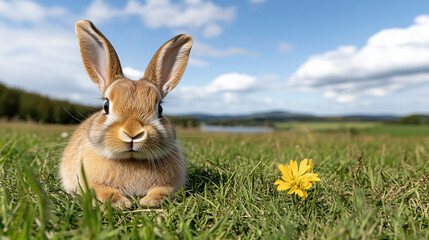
[0,121,428,239]
[274,121,381,132]
[275,121,429,136]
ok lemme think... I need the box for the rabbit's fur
[60,20,192,208]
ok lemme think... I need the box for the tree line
[400,114,429,124]
[0,82,98,124]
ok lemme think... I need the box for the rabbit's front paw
[139,195,163,207]
[139,186,174,208]
[110,195,132,209]
[93,183,132,209]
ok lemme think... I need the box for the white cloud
[0,0,67,23]
[0,1,100,105]
[85,0,236,38]
[202,22,222,38]
[166,72,281,114]
[189,42,256,68]
[263,97,272,103]
[278,42,293,54]
[0,21,98,102]
[205,73,260,93]
[123,66,144,80]
[193,42,253,58]
[84,0,121,24]
[178,73,266,98]
[70,93,83,101]
[188,57,209,67]
[249,0,267,4]
[288,15,429,103]
[184,0,202,4]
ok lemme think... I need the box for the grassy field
[275,121,380,132]
[0,121,428,239]
[275,121,429,136]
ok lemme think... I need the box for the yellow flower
[274,159,321,200]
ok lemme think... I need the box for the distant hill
[179,111,313,122]
[322,114,400,122]
[179,111,400,125]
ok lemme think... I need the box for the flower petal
[299,178,312,189]
[278,164,286,175]
[281,175,291,183]
[279,164,293,181]
[303,182,313,190]
[307,173,322,182]
[276,181,292,191]
[302,190,308,200]
[282,168,293,182]
[290,160,298,177]
[299,159,311,175]
[287,185,297,195]
[308,159,313,173]
[274,179,284,186]
[296,189,304,198]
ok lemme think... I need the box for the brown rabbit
[60,20,192,208]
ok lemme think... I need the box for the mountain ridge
[177,110,400,122]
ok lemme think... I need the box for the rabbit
[59,20,192,208]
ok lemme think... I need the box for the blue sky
[1,0,429,116]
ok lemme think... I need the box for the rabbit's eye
[158,104,163,118]
[103,99,109,114]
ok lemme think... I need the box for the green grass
[360,124,429,136]
[275,121,381,132]
[0,121,428,239]
[275,121,429,137]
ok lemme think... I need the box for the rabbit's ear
[143,34,193,98]
[75,20,123,94]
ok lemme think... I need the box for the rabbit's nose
[131,130,146,142]
[119,128,146,143]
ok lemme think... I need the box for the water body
[200,125,274,133]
